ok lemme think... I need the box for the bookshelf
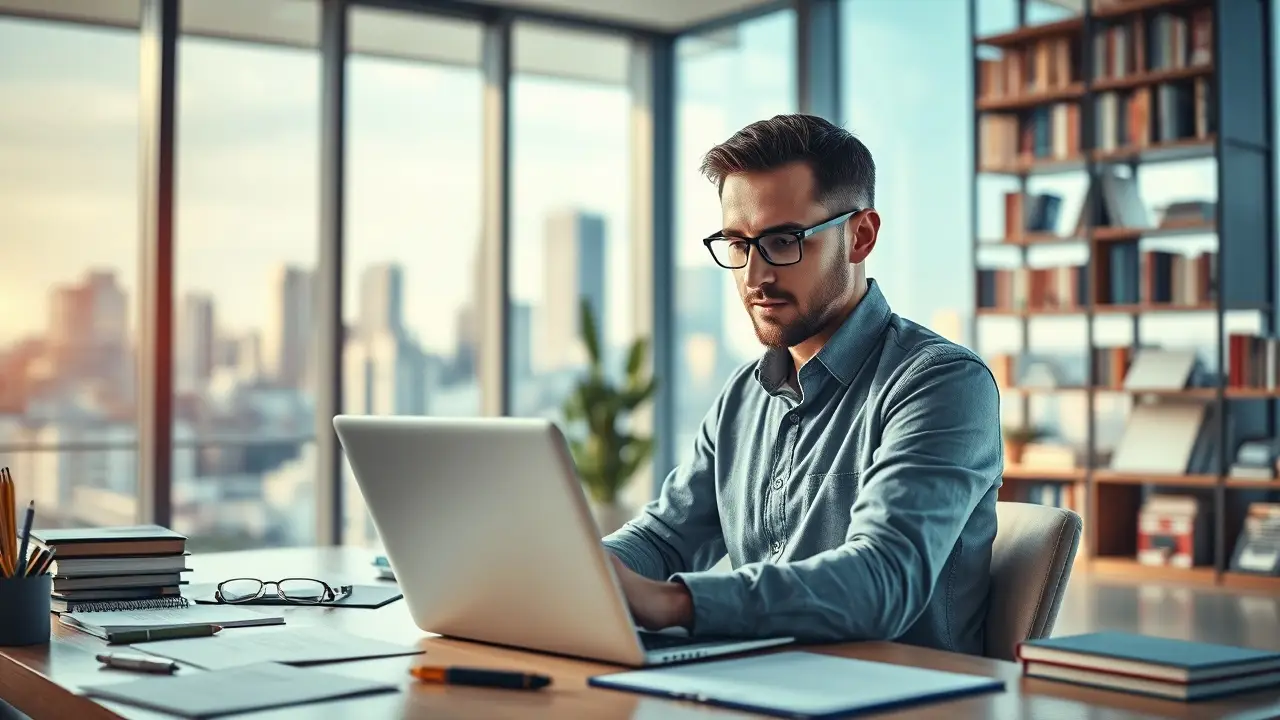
[970,0,1275,589]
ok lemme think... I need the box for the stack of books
[28,525,191,613]
[1018,631,1280,700]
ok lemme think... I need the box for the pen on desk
[96,653,179,674]
[410,665,552,690]
[16,500,33,577]
[107,624,222,645]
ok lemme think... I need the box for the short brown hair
[699,114,875,212]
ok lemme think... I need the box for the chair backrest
[984,501,1082,661]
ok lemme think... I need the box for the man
[602,114,1002,656]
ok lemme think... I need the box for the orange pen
[410,665,551,690]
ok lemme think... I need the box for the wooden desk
[1,547,1278,719]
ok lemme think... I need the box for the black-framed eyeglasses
[703,209,861,269]
[214,577,354,605]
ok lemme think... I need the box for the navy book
[1018,632,1280,701]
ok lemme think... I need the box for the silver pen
[96,652,179,674]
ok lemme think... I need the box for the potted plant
[1002,424,1044,466]
[562,297,657,535]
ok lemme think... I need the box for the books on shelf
[1091,346,1133,389]
[1228,503,1280,575]
[1092,8,1213,80]
[977,266,1088,312]
[979,104,1080,169]
[1018,631,1280,701]
[1096,242,1216,307]
[29,525,192,614]
[978,35,1078,101]
[1003,191,1063,238]
[1138,494,1211,569]
[1229,440,1277,481]
[1227,334,1280,390]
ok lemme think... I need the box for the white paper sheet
[133,626,422,670]
[81,662,395,718]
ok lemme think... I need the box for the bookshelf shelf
[1093,0,1210,20]
[979,157,1087,177]
[1091,137,1217,165]
[1092,303,1217,314]
[971,0,1275,591]
[1091,557,1218,585]
[1091,64,1213,93]
[978,233,1086,247]
[976,16,1083,47]
[1001,385,1090,395]
[977,84,1086,112]
[1089,222,1216,243]
[1221,572,1280,592]
[1004,466,1087,481]
[1093,471,1219,487]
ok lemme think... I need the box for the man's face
[719,161,853,349]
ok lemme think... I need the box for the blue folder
[588,651,1005,719]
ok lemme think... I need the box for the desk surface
[2,546,1279,720]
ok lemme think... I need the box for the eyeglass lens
[708,234,800,268]
[219,578,329,603]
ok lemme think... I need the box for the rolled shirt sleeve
[672,353,1001,641]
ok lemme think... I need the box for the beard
[743,262,851,349]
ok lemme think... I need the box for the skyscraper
[542,209,606,370]
[176,292,215,394]
[46,270,130,391]
[357,263,404,340]
[344,263,427,416]
[264,265,313,389]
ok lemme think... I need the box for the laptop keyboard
[638,631,715,651]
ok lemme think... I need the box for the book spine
[70,596,191,613]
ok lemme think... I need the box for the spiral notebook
[59,604,284,640]
[52,592,189,614]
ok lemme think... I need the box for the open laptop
[333,414,794,666]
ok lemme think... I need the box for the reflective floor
[1054,574,1280,651]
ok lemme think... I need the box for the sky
[0,12,638,356]
[0,0,1250,366]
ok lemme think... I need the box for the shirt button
[789,413,800,424]
[772,541,783,553]
[772,478,783,490]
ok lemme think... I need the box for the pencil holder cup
[0,574,51,646]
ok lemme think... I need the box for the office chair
[983,501,1082,661]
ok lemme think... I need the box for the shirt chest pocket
[793,471,861,526]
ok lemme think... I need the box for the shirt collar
[755,279,893,393]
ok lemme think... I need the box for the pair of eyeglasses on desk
[213,578,354,605]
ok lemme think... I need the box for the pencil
[0,471,10,578]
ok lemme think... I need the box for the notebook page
[61,604,283,634]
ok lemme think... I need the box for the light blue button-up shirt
[604,280,1003,655]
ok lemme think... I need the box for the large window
[509,23,633,420]
[0,15,142,529]
[172,0,321,551]
[671,11,796,463]
[840,0,971,341]
[341,7,485,546]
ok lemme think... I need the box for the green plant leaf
[625,337,649,379]
[579,296,601,367]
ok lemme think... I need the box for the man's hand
[608,554,695,632]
